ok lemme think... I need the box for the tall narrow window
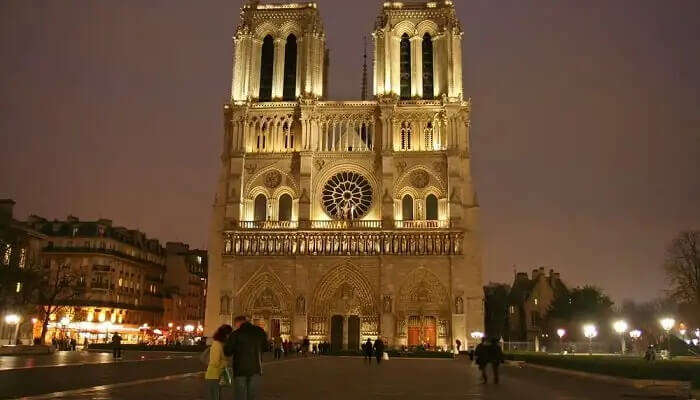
[283,122,293,149]
[259,35,274,101]
[425,121,434,149]
[422,33,434,99]
[400,33,411,100]
[254,194,268,221]
[278,194,293,221]
[282,34,297,101]
[257,122,267,150]
[401,122,412,150]
[426,194,438,220]
[402,195,414,220]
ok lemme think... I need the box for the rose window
[322,172,373,220]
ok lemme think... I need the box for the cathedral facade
[204,0,484,351]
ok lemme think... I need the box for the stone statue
[455,296,464,314]
[296,295,305,315]
[383,295,392,313]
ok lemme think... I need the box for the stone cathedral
[204,0,484,351]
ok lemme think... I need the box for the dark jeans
[480,363,500,383]
[205,379,220,400]
[274,348,282,360]
[234,374,261,400]
[375,354,382,364]
[112,346,121,359]
[364,353,372,363]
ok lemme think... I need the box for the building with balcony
[205,0,484,351]
[164,242,208,331]
[25,215,166,343]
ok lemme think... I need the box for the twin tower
[205,0,484,351]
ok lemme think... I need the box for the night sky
[1,0,698,302]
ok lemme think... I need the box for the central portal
[331,315,343,352]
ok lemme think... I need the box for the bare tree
[25,263,86,342]
[664,231,700,323]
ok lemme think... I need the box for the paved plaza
[0,351,687,400]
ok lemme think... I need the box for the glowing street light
[168,322,173,328]
[583,324,598,355]
[556,329,566,353]
[659,318,675,358]
[4,314,20,345]
[184,325,195,333]
[629,329,642,339]
[470,331,484,343]
[613,320,628,355]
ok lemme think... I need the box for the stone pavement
[0,349,195,370]
[2,355,687,400]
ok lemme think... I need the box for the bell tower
[231,1,326,103]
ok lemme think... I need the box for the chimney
[0,199,16,221]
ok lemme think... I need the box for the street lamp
[659,318,675,357]
[556,329,566,353]
[613,320,628,355]
[583,324,598,355]
[5,314,20,345]
[470,331,484,342]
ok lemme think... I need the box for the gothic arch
[254,22,278,40]
[279,20,303,40]
[310,263,377,317]
[392,20,417,37]
[393,165,446,199]
[245,165,299,200]
[415,20,439,37]
[238,266,292,316]
[396,267,450,317]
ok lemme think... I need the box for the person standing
[373,338,385,364]
[111,332,122,359]
[205,324,233,400]
[302,337,310,357]
[273,336,283,360]
[224,316,268,400]
[70,338,77,351]
[455,339,462,353]
[363,338,373,364]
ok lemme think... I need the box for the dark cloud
[1,0,698,302]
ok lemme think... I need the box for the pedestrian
[302,337,310,357]
[111,332,122,359]
[70,338,77,351]
[83,337,89,349]
[486,338,504,384]
[312,342,317,355]
[644,345,656,361]
[474,338,488,383]
[373,337,385,364]
[205,324,233,400]
[363,338,373,364]
[273,336,283,360]
[224,316,268,400]
[455,339,462,353]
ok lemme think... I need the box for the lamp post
[583,324,597,355]
[629,329,642,355]
[5,314,21,345]
[659,318,675,358]
[556,329,566,353]
[613,320,628,355]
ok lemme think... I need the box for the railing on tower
[235,220,449,230]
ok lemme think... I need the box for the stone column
[250,39,263,100]
[272,38,286,100]
[410,35,422,98]
[431,35,442,98]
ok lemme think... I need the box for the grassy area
[505,352,700,389]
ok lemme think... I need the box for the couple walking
[474,337,504,384]
[362,337,385,364]
[206,316,268,400]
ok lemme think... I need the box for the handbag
[382,352,389,360]
[219,366,234,387]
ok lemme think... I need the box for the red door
[424,317,437,348]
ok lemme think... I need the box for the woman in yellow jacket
[206,324,233,400]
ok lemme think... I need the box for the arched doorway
[254,194,267,221]
[331,315,343,352]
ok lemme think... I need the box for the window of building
[509,305,515,314]
[426,194,438,220]
[400,33,411,100]
[422,33,434,99]
[16,282,21,293]
[533,298,539,305]
[18,248,26,268]
[283,122,294,149]
[278,194,293,221]
[257,122,268,150]
[424,121,434,149]
[400,122,412,150]
[282,34,297,101]
[2,243,10,265]
[254,194,268,221]
[258,35,274,101]
[402,194,414,221]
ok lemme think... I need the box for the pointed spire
[361,36,368,100]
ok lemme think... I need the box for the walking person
[224,316,268,400]
[70,338,77,351]
[474,338,488,383]
[302,337,310,357]
[373,337,385,365]
[486,338,504,384]
[363,338,373,364]
[205,324,233,400]
[111,332,122,359]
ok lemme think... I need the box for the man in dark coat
[373,338,385,364]
[363,338,373,364]
[474,338,488,383]
[111,333,122,359]
[486,338,504,383]
[224,316,268,400]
